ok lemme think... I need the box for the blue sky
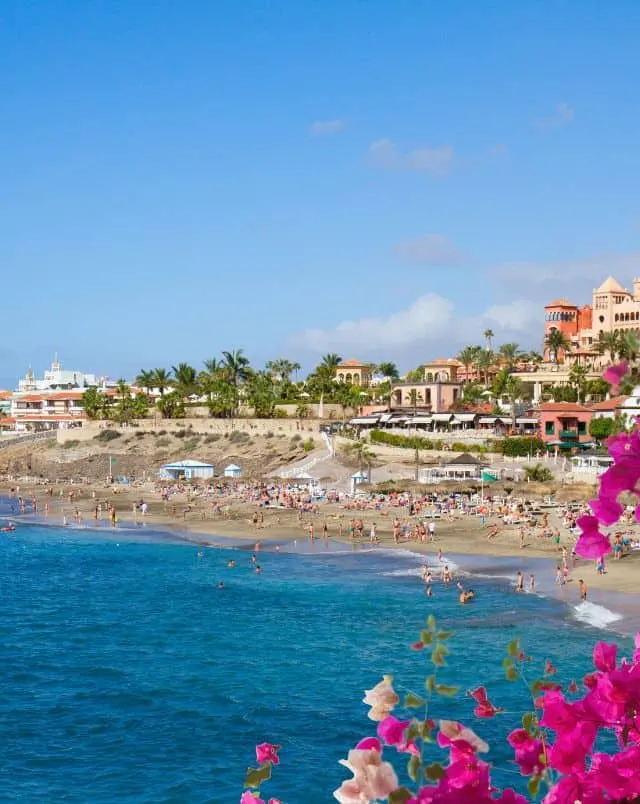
[2,0,640,386]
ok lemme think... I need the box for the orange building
[543,298,593,362]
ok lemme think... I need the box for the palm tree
[498,342,521,370]
[152,368,172,396]
[320,353,342,371]
[503,376,524,430]
[476,349,494,387]
[202,357,224,377]
[171,363,198,397]
[568,364,588,402]
[457,346,480,383]
[527,351,544,370]
[266,358,298,383]
[406,388,423,415]
[618,331,639,362]
[222,349,251,387]
[545,330,572,364]
[483,329,494,351]
[135,370,155,395]
[377,361,399,380]
[596,331,621,361]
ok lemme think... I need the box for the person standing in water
[529,573,535,592]
[516,571,524,592]
[578,578,587,601]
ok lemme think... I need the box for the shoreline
[4,498,639,639]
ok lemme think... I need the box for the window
[545,421,555,436]
[578,421,586,435]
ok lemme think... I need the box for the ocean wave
[572,601,623,629]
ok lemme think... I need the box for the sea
[0,498,636,803]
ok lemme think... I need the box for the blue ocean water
[0,515,634,803]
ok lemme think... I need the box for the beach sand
[3,479,640,601]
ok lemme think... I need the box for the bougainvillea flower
[603,360,628,392]
[575,515,613,559]
[439,720,489,753]
[362,676,399,721]
[255,743,281,765]
[544,660,557,676]
[507,728,546,776]
[355,736,382,752]
[377,715,411,748]
[468,686,503,717]
[588,495,625,527]
[593,641,618,673]
[335,748,398,803]
[240,792,264,804]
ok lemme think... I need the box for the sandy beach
[3,479,639,602]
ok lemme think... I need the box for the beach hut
[224,463,242,478]
[350,470,369,494]
[159,459,215,481]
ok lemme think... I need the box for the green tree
[461,382,485,406]
[157,390,186,419]
[377,361,399,380]
[135,370,156,394]
[498,342,521,369]
[585,378,610,399]
[545,330,572,363]
[247,371,277,418]
[206,380,238,419]
[405,366,425,382]
[265,358,299,383]
[375,380,393,412]
[483,328,494,351]
[618,331,639,361]
[568,364,588,402]
[503,375,524,430]
[222,348,251,387]
[82,387,104,419]
[295,403,310,420]
[171,363,198,397]
[337,383,362,422]
[406,388,423,415]
[476,348,494,387]
[457,346,481,382]
[549,384,578,403]
[589,416,615,441]
[597,331,621,361]
[523,463,553,482]
[152,368,172,396]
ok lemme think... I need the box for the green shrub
[291,434,302,443]
[95,429,121,443]
[497,436,545,457]
[273,408,288,418]
[157,429,167,436]
[184,438,198,451]
[369,429,435,450]
[204,433,220,443]
[62,440,80,449]
[156,437,170,447]
[229,430,250,443]
[135,430,146,438]
[302,438,315,452]
[174,429,188,438]
[265,431,274,439]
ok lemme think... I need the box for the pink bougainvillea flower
[544,659,557,676]
[438,720,489,753]
[603,360,628,393]
[255,743,281,765]
[593,641,618,673]
[355,736,381,752]
[567,679,578,693]
[468,686,503,717]
[362,676,399,721]
[240,792,264,804]
[575,515,613,559]
[377,715,410,748]
[335,747,398,803]
[588,495,625,527]
[507,728,546,776]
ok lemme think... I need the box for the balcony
[559,430,579,439]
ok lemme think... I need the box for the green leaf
[425,674,436,692]
[404,692,425,708]
[419,720,435,741]
[507,638,520,657]
[522,712,535,734]
[389,788,413,804]
[502,657,513,669]
[505,666,518,682]
[431,645,448,667]
[425,762,446,781]
[435,684,460,697]
[406,723,420,742]
[244,763,272,788]
[527,775,541,799]
[407,754,422,782]
[419,631,434,646]
[436,630,454,641]
[427,614,436,632]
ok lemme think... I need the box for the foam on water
[572,600,624,629]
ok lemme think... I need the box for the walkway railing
[0,431,58,450]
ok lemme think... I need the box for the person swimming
[218,581,225,589]
[228,560,235,568]
[459,587,475,604]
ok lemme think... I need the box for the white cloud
[369,138,455,176]
[395,234,464,265]
[479,300,540,332]
[491,252,640,300]
[297,293,454,352]
[535,102,575,129]
[309,119,345,136]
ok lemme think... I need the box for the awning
[431,413,453,422]
[452,413,477,422]
[497,417,512,424]
[411,416,433,424]
[351,417,378,425]
[516,417,539,424]
[478,417,499,424]
[379,413,393,422]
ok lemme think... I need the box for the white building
[17,354,107,392]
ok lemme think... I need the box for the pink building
[538,402,593,448]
